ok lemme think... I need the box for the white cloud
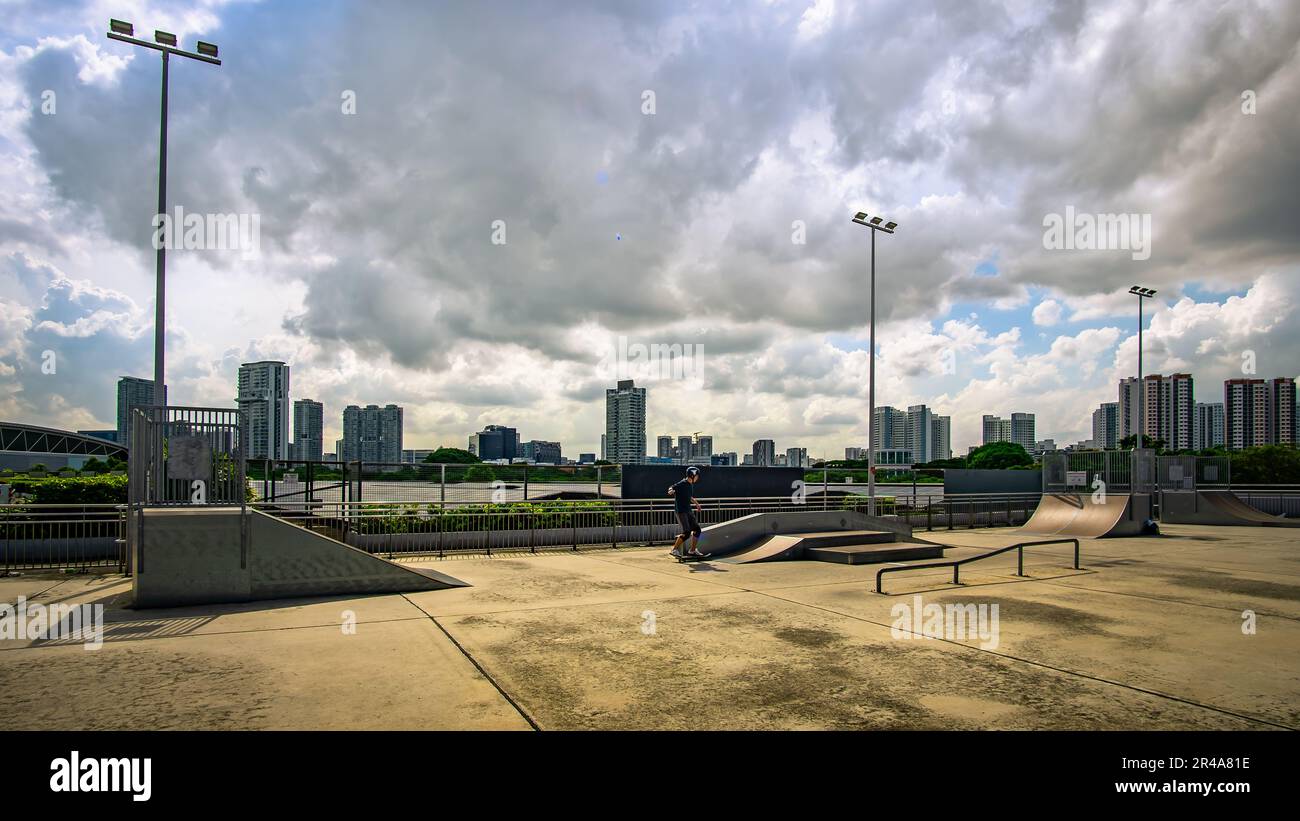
[0,0,1297,460]
[1031,299,1062,326]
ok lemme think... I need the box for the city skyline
[2,2,1298,460]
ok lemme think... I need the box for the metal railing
[0,503,127,572]
[247,460,624,506]
[1230,486,1300,517]
[0,490,1046,570]
[875,538,1080,594]
[251,490,1044,559]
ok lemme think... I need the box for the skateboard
[674,551,712,563]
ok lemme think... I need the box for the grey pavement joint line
[399,593,541,731]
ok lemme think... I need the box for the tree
[918,457,967,470]
[1117,434,1168,451]
[966,442,1033,470]
[422,447,480,464]
[463,464,496,482]
[1230,445,1300,484]
[81,457,108,473]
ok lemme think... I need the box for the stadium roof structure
[0,421,128,460]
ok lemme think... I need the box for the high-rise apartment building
[752,439,776,466]
[237,361,290,460]
[116,376,167,443]
[694,435,713,462]
[786,447,808,468]
[905,405,934,464]
[341,404,404,464]
[657,436,674,459]
[1092,402,1119,449]
[604,380,646,465]
[872,407,908,453]
[291,399,324,462]
[1270,377,1296,447]
[1224,379,1270,450]
[981,413,1035,451]
[930,415,952,461]
[1119,374,1193,449]
[1192,402,1224,451]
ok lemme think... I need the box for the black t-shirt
[670,478,695,512]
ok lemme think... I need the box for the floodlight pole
[155,50,168,408]
[106,26,221,408]
[869,228,876,516]
[1136,290,1143,451]
[851,211,896,518]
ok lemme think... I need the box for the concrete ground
[1,522,1297,730]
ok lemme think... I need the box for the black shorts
[676,509,701,537]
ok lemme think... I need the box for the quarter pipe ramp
[1021,493,1153,538]
[1160,491,1300,527]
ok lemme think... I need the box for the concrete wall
[621,465,806,500]
[943,469,1042,495]
[0,537,117,564]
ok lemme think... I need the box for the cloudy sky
[1,0,1298,459]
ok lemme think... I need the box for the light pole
[106,20,221,408]
[1129,286,1157,450]
[851,212,898,516]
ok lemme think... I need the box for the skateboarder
[668,466,707,559]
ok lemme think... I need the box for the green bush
[353,500,619,535]
[838,495,896,515]
[6,474,128,504]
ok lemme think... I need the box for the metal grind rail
[875,538,1080,594]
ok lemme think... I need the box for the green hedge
[837,495,897,515]
[3,475,254,504]
[353,500,620,535]
[4,475,128,504]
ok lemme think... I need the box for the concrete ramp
[134,507,468,608]
[1161,491,1300,527]
[698,510,921,559]
[695,511,942,565]
[1021,493,1153,538]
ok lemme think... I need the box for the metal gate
[127,406,247,576]
[1156,455,1231,490]
[128,406,247,506]
[1042,450,1143,493]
